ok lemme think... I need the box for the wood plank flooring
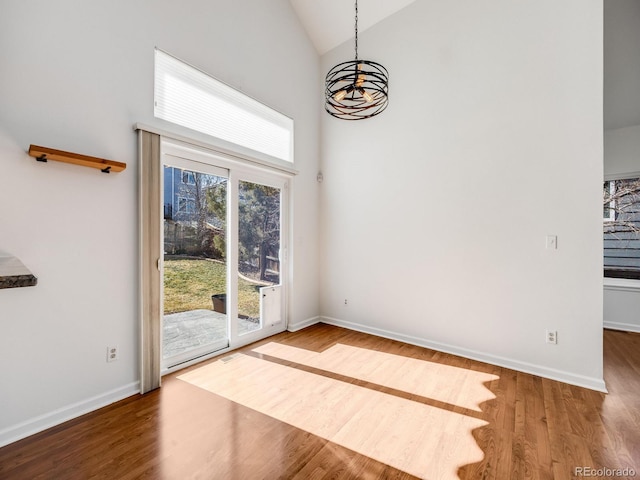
[0,325,638,479]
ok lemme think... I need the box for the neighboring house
[163,166,225,257]
[163,166,198,223]
[163,166,224,225]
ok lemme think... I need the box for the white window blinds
[154,49,293,163]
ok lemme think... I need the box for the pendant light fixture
[325,0,389,120]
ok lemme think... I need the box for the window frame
[177,196,195,214]
[181,170,196,185]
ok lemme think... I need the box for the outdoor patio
[163,309,260,359]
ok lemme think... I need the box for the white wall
[604,279,640,333]
[320,0,605,389]
[0,0,320,446]
[604,125,640,177]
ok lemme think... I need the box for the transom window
[154,49,294,164]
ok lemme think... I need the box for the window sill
[604,276,640,292]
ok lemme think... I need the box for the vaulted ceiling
[289,0,417,55]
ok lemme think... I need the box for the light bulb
[361,89,374,103]
[355,73,366,87]
[334,89,347,102]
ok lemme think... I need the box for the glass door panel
[162,160,229,368]
[237,180,282,336]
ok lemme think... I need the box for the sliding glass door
[162,156,230,368]
[161,144,288,370]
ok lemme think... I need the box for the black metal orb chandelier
[325,0,389,120]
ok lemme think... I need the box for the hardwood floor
[0,325,638,479]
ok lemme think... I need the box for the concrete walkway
[163,309,259,359]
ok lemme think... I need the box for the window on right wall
[604,176,640,279]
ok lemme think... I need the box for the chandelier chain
[354,0,358,61]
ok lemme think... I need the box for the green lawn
[163,258,261,318]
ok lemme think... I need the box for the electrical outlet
[107,345,119,362]
[546,330,557,345]
[344,299,348,306]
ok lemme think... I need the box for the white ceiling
[289,0,417,55]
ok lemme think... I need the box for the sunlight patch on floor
[178,352,491,479]
[253,342,498,412]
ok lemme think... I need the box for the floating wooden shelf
[28,145,126,173]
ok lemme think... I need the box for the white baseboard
[288,316,321,332]
[320,316,607,393]
[0,381,140,448]
[604,321,640,333]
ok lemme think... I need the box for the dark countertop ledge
[0,252,37,289]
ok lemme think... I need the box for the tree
[238,181,280,282]
[205,179,280,281]
[206,179,228,259]
[604,178,640,235]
